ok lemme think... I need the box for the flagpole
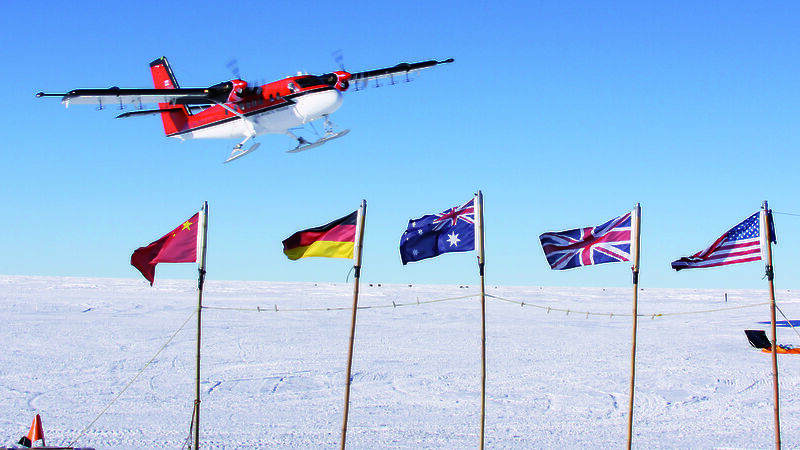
[341,200,366,450]
[762,201,781,449]
[626,203,641,450]
[475,190,486,450]
[193,201,209,450]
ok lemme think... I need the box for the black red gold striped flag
[282,211,357,260]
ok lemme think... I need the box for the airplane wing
[349,58,454,86]
[36,84,235,107]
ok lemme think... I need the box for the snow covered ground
[2,275,800,448]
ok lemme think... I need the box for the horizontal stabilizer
[36,83,235,107]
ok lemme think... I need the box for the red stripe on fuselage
[170,81,336,136]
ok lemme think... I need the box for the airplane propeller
[332,49,346,71]
[226,59,242,79]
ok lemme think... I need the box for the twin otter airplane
[37,56,453,162]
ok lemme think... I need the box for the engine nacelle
[206,79,253,103]
[320,71,352,91]
[227,79,248,102]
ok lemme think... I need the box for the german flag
[283,211,357,260]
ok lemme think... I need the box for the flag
[539,211,633,270]
[282,210,357,260]
[18,414,44,448]
[131,212,200,285]
[400,197,475,264]
[671,211,776,271]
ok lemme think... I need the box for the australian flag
[400,198,476,264]
[539,211,633,270]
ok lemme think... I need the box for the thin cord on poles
[204,293,771,319]
[773,211,800,217]
[486,293,769,318]
[775,304,800,342]
[203,294,478,313]
[69,310,197,447]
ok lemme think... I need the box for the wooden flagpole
[475,190,486,450]
[762,200,781,450]
[340,200,367,450]
[192,201,209,450]
[626,203,641,450]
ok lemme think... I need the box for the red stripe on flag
[287,224,356,249]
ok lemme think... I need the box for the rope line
[649,302,770,317]
[204,293,772,320]
[486,294,770,318]
[69,310,197,447]
[775,304,800,341]
[773,210,800,217]
[203,294,478,313]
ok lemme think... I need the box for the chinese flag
[131,212,199,285]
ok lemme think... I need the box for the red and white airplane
[37,56,453,162]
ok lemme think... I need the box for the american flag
[539,211,633,270]
[671,211,773,271]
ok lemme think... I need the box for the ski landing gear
[221,101,260,163]
[286,115,350,154]
[224,134,260,163]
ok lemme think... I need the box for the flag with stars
[131,211,200,285]
[671,210,776,271]
[400,197,476,264]
[539,211,633,270]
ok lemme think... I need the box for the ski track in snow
[1,275,800,448]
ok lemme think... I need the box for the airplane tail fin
[150,57,189,136]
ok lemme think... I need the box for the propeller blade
[332,49,345,71]
[226,58,241,79]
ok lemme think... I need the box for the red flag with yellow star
[131,212,200,285]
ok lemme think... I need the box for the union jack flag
[400,197,476,264]
[539,211,633,270]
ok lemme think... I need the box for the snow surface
[2,275,800,449]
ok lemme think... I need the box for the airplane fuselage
[169,77,345,140]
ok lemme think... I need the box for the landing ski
[287,129,350,153]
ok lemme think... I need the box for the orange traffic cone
[17,414,45,448]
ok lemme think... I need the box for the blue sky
[1,1,798,289]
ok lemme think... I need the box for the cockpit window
[294,76,324,88]
[320,73,338,86]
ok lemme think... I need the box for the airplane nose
[295,89,343,122]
